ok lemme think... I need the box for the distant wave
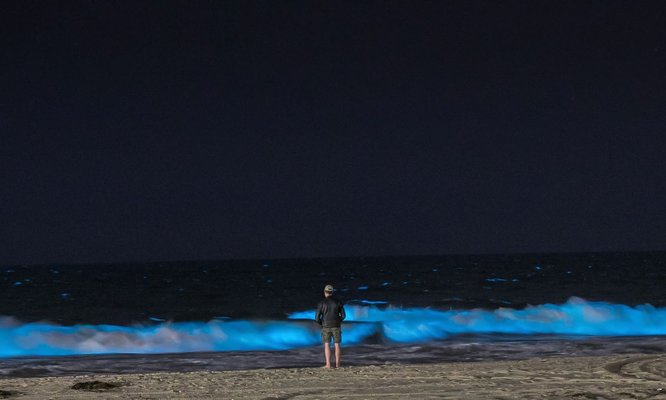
[2,297,666,358]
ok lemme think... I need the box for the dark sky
[2,1,665,265]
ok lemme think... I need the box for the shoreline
[1,353,665,399]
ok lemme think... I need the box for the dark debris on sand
[71,380,122,391]
[0,390,20,399]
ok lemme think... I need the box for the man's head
[324,284,334,297]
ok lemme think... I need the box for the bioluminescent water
[2,297,666,358]
[2,253,666,376]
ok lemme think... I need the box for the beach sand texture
[1,354,665,399]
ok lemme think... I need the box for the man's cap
[324,284,334,292]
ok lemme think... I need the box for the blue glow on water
[2,298,666,358]
[289,297,666,341]
[0,316,380,358]
[351,300,389,305]
[485,278,520,283]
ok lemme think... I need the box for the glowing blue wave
[290,297,666,341]
[2,298,666,358]
[0,318,376,358]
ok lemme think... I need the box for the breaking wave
[2,297,666,358]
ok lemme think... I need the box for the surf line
[2,298,666,357]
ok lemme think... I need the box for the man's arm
[339,301,346,321]
[315,301,323,325]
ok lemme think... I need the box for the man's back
[316,296,346,328]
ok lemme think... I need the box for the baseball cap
[324,284,334,292]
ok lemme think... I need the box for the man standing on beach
[315,284,346,368]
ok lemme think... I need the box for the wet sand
[1,353,665,399]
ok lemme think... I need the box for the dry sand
[1,354,666,399]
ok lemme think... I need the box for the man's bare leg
[323,343,332,368]
[334,343,341,368]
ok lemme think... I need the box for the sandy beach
[1,353,665,399]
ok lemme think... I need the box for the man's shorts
[321,327,342,343]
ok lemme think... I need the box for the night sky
[2,1,665,265]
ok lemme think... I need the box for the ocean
[2,252,666,377]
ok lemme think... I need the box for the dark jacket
[315,296,346,328]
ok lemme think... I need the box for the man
[315,284,346,368]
